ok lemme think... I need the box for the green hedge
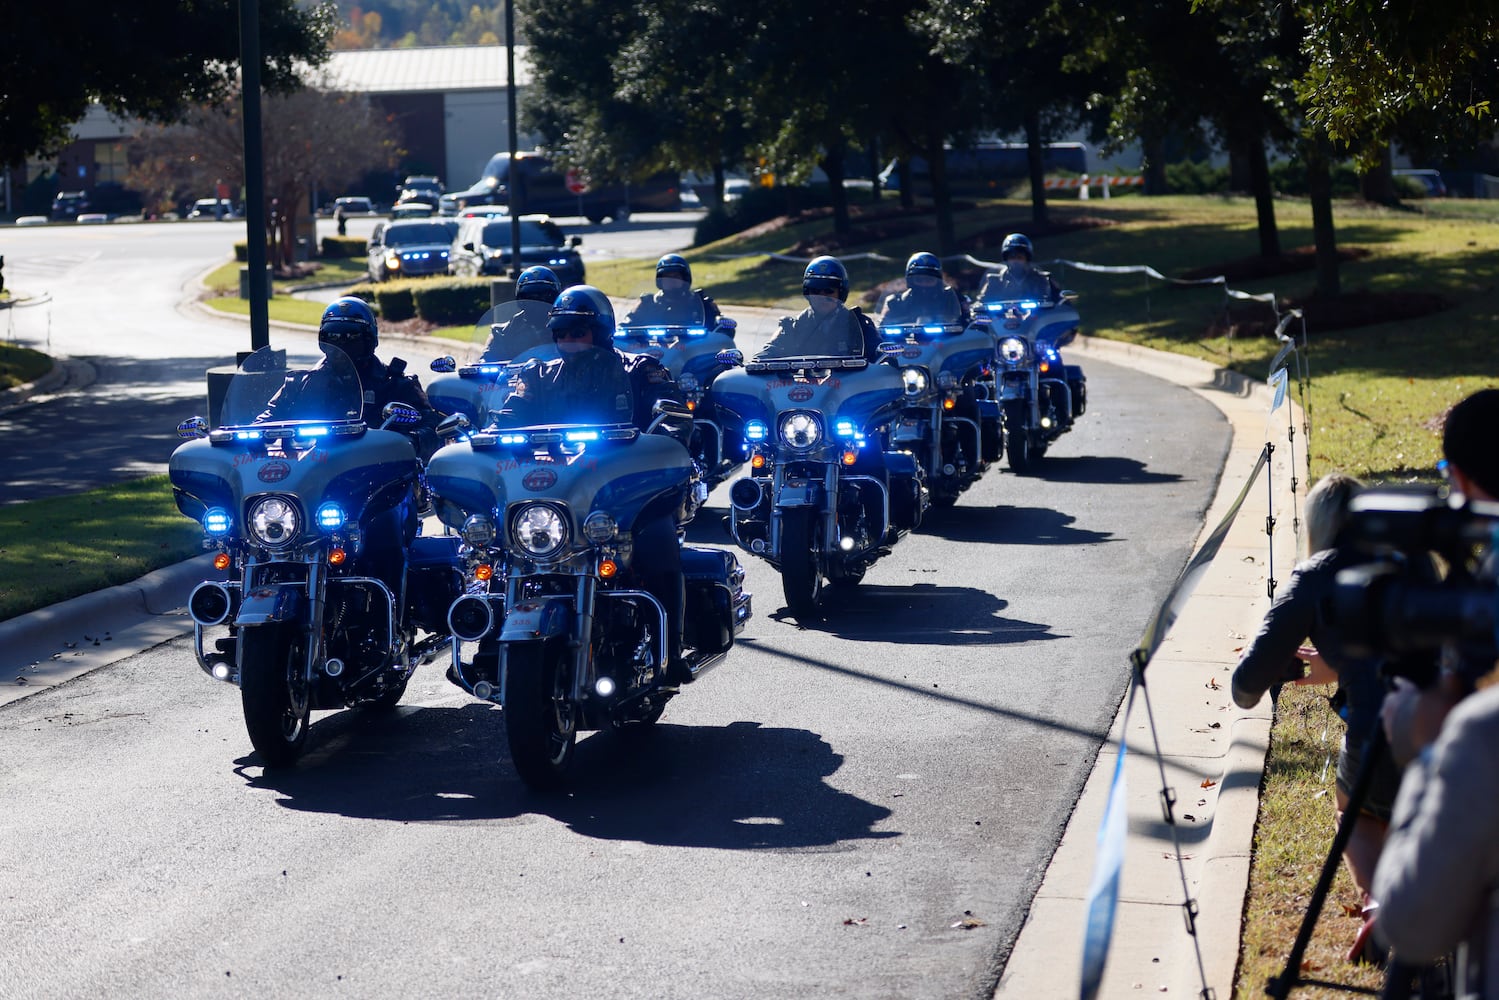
[320,235,368,258]
[344,277,492,325]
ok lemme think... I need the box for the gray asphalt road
[0,354,1228,998]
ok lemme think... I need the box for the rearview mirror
[176,416,208,440]
[380,402,421,429]
[437,413,472,441]
[430,356,457,374]
[714,349,744,367]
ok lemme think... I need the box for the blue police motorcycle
[169,346,460,766]
[616,287,743,488]
[876,284,1002,506]
[714,305,926,620]
[425,299,560,426]
[970,288,1087,473]
[424,391,751,790]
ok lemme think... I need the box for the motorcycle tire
[780,508,823,621]
[239,624,311,768]
[503,640,578,791]
[1005,404,1038,475]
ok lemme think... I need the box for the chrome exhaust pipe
[447,594,502,642]
[729,478,763,512]
[188,581,234,627]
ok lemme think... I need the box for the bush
[1165,160,1229,195]
[412,279,492,325]
[320,235,368,258]
[234,241,248,262]
[1268,158,1362,197]
[693,184,833,245]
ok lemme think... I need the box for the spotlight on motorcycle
[211,661,232,682]
[594,676,617,697]
[324,658,345,677]
[473,681,494,700]
[1040,416,1053,429]
[839,536,855,552]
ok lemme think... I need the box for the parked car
[187,198,238,220]
[391,201,436,220]
[452,150,680,223]
[1393,168,1448,197]
[366,219,453,282]
[333,196,377,217]
[448,214,584,285]
[50,191,91,221]
[438,193,459,216]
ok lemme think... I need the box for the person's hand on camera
[1293,644,1338,686]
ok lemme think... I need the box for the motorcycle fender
[775,482,823,508]
[234,584,303,626]
[975,398,1001,421]
[499,597,574,642]
[1000,382,1028,402]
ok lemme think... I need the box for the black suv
[395,175,443,206]
[51,191,91,221]
[449,214,584,285]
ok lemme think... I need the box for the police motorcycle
[970,284,1088,474]
[876,284,1002,506]
[424,378,752,790]
[169,346,461,767]
[616,286,743,488]
[713,305,927,620]
[425,299,560,425]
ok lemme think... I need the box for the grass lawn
[0,340,52,390]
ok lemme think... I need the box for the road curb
[0,359,67,411]
[997,333,1304,998]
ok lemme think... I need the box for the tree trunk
[712,162,726,210]
[1306,138,1340,297]
[1228,145,1251,194]
[1142,135,1168,196]
[1024,110,1048,226]
[1247,137,1281,259]
[928,138,956,256]
[868,137,882,202]
[1360,144,1396,204]
[898,159,914,210]
[822,139,849,235]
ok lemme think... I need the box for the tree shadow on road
[918,504,1115,547]
[237,708,895,850]
[1021,455,1186,486]
[767,582,1064,647]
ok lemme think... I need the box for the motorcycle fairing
[499,597,573,642]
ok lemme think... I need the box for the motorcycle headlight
[999,337,1026,364]
[315,502,346,532]
[512,503,567,558]
[461,514,497,546]
[202,507,233,537]
[779,412,822,450]
[902,368,929,395]
[248,497,300,548]
[583,510,618,543]
[677,371,701,394]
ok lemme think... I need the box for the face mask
[807,294,839,315]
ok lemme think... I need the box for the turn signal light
[329,548,347,565]
[599,559,618,578]
[751,453,766,470]
[686,400,697,411]
[1038,360,1051,373]
[942,397,956,411]
[841,450,858,466]
[213,553,231,571]
[475,564,494,581]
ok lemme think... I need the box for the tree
[0,1,335,167]
[128,84,402,267]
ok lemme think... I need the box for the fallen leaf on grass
[951,917,986,930]
[843,917,869,927]
[1200,778,1217,789]
[1207,677,1221,690]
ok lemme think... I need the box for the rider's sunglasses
[549,316,595,340]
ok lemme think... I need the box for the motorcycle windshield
[616,287,707,349]
[477,300,558,364]
[876,280,964,328]
[974,267,1049,311]
[754,298,867,362]
[220,345,364,428]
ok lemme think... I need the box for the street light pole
[239,0,270,351]
[506,0,522,281]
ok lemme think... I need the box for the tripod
[1264,725,1452,999]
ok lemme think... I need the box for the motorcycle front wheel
[503,640,578,791]
[239,624,311,767]
[1005,403,1038,475]
[780,508,824,621]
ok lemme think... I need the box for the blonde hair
[1304,472,1364,553]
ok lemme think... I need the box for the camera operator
[1371,388,1499,996]
[1381,388,1499,763]
[1232,472,1404,961]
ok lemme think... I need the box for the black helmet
[547,285,616,349]
[803,255,849,302]
[515,265,562,304]
[656,253,692,289]
[318,295,378,362]
[905,251,943,285]
[1001,233,1034,262]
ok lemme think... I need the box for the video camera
[1329,485,1499,678]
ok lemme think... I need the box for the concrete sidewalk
[997,336,1305,998]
